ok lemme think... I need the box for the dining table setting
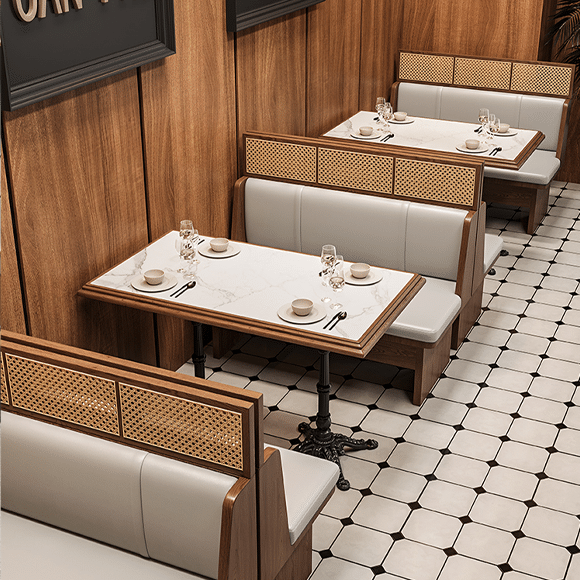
[324,109,544,170]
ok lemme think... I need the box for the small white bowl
[359,126,373,136]
[394,111,407,121]
[499,123,510,133]
[210,238,229,252]
[465,139,480,150]
[350,263,370,279]
[143,269,165,285]
[291,298,313,316]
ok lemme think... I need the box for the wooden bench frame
[225,132,487,404]
[391,50,576,234]
[1,330,332,580]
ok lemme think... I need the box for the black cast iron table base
[292,350,378,491]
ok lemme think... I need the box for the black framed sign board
[1,0,175,111]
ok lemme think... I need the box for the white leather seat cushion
[485,233,504,273]
[484,150,560,185]
[268,445,339,545]
[141,453,237,579]
[2,512,202,580]
[386,277,461,343]
[2,412,149,557]
[397,83,442,118]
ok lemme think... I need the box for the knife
[323,311,342,329]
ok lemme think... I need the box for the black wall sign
[226,0,325,33]
[1,0,175,111]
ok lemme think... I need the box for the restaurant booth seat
[391,52,575,234]
[1,331,339,580]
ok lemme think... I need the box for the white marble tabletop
[324,110,542,165]
[87,231,419,344]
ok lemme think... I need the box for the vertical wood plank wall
[2,0,576,366]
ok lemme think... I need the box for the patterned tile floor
[178,181,580,580]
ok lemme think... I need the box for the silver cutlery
[474,126,483,133]
[323,310,343,329]
[197,238,205,245]
[381,134,394,142]
[170,282,189,297]
[492,146,502,156]
[173,280,196,298]
[329,311,347,330]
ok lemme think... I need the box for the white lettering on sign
[12,0,87,21]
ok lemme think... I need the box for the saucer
[198,241,241,259]
[494,130,518,137]
[345,270,383,286]
[131,273,178,293]
[390,118,414,124]
[277,303,326,325]
[350,130,381,140]
[456,143,489,154]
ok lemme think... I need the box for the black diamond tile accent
[499,345,510,351]
[394,437,406,444]
[510,412,521,419]
[378,461,390,469]
[474,486,486,495]
[443,547,457,557]
[536,472,549,480]
[540,354,550,359]
[512,530,525,539]
[565,401,576,408]
[391,532,405,541]
[487,460,499,467]
[329,393,338,400]
[367,403,379,410]
[556,423,567,430]
[546,446,558,454]
[453,424,465,431]
[499,435,510,442]
[248,374,261,381]
[287,384,298,390]
[319,549,333,559]
[305,364,317,372]
[548,336,558,342]
[289,438,301,446]
[360,488,373,497]
[489,363,499,369]
[466,402,477,409]
[371,565,386,575]
[425,474,437,481]
[268,405,279,412]
[410,414,421,421]
[509,328,519,334]
[498,563,513,573]
[440,448,451,455]
[351,425,362,433]
[478,382,488,388]
[521,391,531,397]
[340,517,354,526]
[567,545,580,555]
[459,515,472,524]
[524,500,537,508]
[408,501,421,510]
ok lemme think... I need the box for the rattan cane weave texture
[399,52,454,84]
[511,63,573,97]
[1,358,9,405]
[454,58,511,90]
[120,383,244,471]
[5,354,119,434]
[245,138,317,182]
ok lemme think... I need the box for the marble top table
[324,110,544,170]
[80,231,424,359]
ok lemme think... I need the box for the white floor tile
[529,375,577,402]
[386,442,442,476]
[495,440,549,473]
[431,377,480,403]
[515,316,558,338]
[360,408,412,439]
[454,522,515,564]
[486,368,532,393]
[382,539,446,580]
[351,495,410,533]
[535,478,580,516]
[474,386,523,414]
[483,466,538,501]
[309,557,375,580]
[496,350,541,374]
[545,452,580,485]
[469,492,527,531]
[507,417,558,448]
[522,505,580,546]
[419,480,477,517]
[537,356,580,383]
[403,419,455,449]
[438,555,501,580]
[331,525,393,567]
[462,407,513,436]
[435,454,489,488]
[509,537,571,580]
[547,340,580,364]
[518,395,568,424]
[371,467,427,503]
[402,508,462,548]
[506,332,550,355]
[456,342,501,365]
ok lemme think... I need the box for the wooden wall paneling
[359,0,404,112]
[1,155,27,334]
[306,0,363,137]
[139,1,238,370]
[236,11,307,162]
[401,0,545,61]
[2,72,157,364]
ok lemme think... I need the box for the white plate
[494,130,518,137]
[350,130,381,140]
[277,303,327,325]
[456,143,489,154]
[131,273,178,293]
[198,241,241,259]
[345,269,383,286]
[390,118,414,124]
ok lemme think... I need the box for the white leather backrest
[405,203,468,280]
[519,95,564,151]
[244,178,303,252]
[141,453,237,580]
[397,83,442,118]
[2,412,149,557]
[439,86,522,127]
[300,185,409,271]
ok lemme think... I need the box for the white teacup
[291,298,313,316]
[499,123,510,133]
[350,263,370,279]
[394,111,407,121]
[210,238,229,252]
[359,126,373,136]
[143,269,165,285]
[465,139,480,150]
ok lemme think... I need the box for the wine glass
[320,244,336,303]
[175,220,198,273]
[383,102,394,133]
[178,237,197,280]
[478,108,489,134]
[488,115,500,144]
[329,255,345,310]
[485,113,498,144]
[376,97,387,132]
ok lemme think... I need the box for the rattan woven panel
[318,148,393,193]
[245,138,317,182]
[1,358,9,405]
[120,383,244,472]
[394,159,476,206]
[399,52,454,84]
[454,58,511,90]
[510,63,572,97]
[5,354,119,434]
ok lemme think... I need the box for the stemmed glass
[376,97,387,132]
[478,108,489,134]
[328,255,345,310]
[320,244,336,303]
[382,101,393,133]
[488,115,500,144]
[175,220,199,273]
